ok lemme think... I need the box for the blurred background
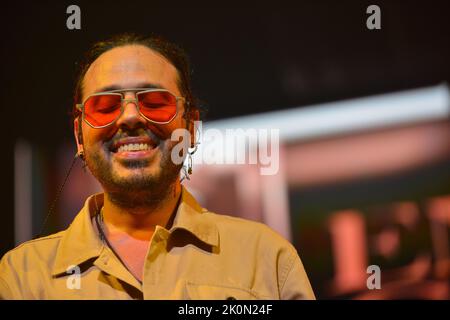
[1,0,449,299]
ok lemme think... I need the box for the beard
[85,140,183,210]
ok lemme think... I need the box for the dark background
[1,0,449,256]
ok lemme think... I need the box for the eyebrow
[94,82,164,94]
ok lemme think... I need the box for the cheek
[149,118,186,141]
[83,125,114,147]
[146,123,168,140]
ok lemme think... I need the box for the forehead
[82,45,179,98]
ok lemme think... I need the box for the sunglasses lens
[138,91,177,123]
[84,94,122,127]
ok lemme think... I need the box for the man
[0,33,315,299]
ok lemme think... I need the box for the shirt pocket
[185,282,262,300]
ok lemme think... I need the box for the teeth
[117,143,150,153]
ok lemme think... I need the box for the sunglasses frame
[76,88,186,129]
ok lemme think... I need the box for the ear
[187,109,200,147]
[74,117,84,155]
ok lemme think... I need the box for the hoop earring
[181,120,201,183]
[181,143,198,182]
[187,144,197,175]
[76,150,88,171]
[76,150,85,160]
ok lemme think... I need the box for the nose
[114,93,147,130]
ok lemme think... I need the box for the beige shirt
[0,187,315,300]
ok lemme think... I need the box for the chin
[114,166,160,181]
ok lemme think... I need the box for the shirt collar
[52,186,219,276]
[169,187,219,247]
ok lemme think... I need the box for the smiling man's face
[75,45,190,204]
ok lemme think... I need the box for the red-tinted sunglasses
[76,88,186,128]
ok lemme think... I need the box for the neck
[102,182,182,240]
